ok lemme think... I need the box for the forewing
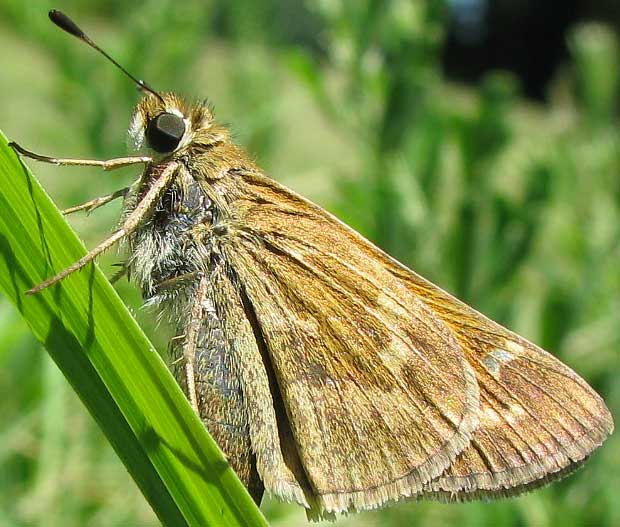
[217,171,480,514]
[388,262,614,498]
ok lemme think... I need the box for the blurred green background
[0,1,618,526]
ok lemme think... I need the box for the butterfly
[10,9,613,520]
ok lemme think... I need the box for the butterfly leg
[169,270,265,502]
[63,187,130,215]
[154,271,202,294]
[180,273,209,413]
[9,142,151,170]
[27,161,178,295]
[108,264,128,285]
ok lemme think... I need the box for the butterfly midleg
[63,187,130,215]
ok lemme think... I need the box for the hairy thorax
[124,163,215,301]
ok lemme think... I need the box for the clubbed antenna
[48,9,165,104]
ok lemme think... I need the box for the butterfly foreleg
[9,142,151,170]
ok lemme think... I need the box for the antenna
[48,9,165,104]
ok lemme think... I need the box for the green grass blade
[0,131,268,527]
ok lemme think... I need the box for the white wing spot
[505,404,526,425]
[482,338,524,378]
[483,407,501,425]
[504,339,525,355]
[482,348,516,378]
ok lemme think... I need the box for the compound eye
[145,112,186,153]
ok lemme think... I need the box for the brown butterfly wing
[218,171,480,514]
[212,169,611,513]
[389,253,614,498]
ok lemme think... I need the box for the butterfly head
[46,10,227,157]
[129,93,189,154]
[129,93,229,156]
